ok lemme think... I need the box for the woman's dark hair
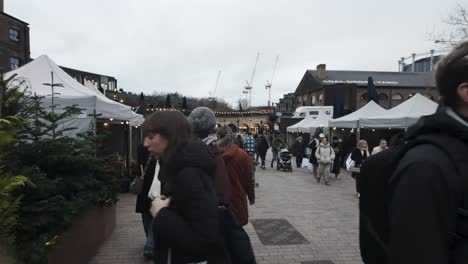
[142,111,192,162]
[435,41,468,108]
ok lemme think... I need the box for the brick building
[0,0,30,72]
[288,64,437,118]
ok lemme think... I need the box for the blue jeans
[271,151,278,167]
[144,221,155,256]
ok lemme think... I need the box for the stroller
[277,148,292,172]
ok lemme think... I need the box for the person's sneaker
[335,175,341,180]
[325,181,330,186]
[316,177,320,183]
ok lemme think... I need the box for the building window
[312,95,316,105]
[10,57,20,70]
[378,93,389,101]
[360,93,368,101]
[319,94,323,101]
[9,29,19,42]
[392,93,403,100]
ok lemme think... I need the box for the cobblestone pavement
[91,152,362,264]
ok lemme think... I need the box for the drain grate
[250,219,309,245]
[301,261,335,264]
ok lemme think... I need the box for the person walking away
[257,133,269,169]
[331,136,343,179]
[144,111,224,263]
[244,132,259,187]
[217,126,255,225]
[188,107,231,207]
[371,139,388,155]
[271,134,285,168]
[364,41,468,264]
[351,140,370,197]
[253,134,260,162]
[135,144,157,259]
[236,134,244,150]
[292,136,305,168]
[315,137,335,185]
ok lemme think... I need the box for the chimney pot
[316,64,327,79]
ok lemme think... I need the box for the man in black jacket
[388,41,468,263]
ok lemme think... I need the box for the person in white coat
[315,137,335,185]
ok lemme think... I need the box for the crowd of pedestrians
[131,41,468,264]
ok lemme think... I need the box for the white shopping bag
[346,154,355,172]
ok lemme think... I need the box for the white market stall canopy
[328,101,388,128]
[359,93,438,129]
[5,55,144,125]
[287,114,332,133]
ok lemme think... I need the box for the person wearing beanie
[188,107,231,206]
[217,125,255,226]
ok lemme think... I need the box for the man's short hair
[435,41,468,108]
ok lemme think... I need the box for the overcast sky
[6,0,460,107]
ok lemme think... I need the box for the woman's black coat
[152,139,223,264]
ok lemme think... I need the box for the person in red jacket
[217,125,255,226]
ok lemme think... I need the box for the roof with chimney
[295,69,435,95]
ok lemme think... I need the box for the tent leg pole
[357,128,361,145]
[128,124,132,178]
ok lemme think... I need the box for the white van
[292,106,334,119]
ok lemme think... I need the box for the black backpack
[359,134,468,263]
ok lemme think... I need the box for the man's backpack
[359,134,468,263]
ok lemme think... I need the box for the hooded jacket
[315,143,335,164]
[221,144,255,226]
[152,139,223,264]
[203,137,232,206]
[388,108,468,264]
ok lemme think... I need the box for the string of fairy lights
[100,108,275,129]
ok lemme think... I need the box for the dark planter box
[48,205,116,264]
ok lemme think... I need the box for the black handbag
[219,207,256,264]
[129,156,153,195]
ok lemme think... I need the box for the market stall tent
[287,114,332,133]
[328,101,388,128]
[359,93,438,129]
[5,55,144,125]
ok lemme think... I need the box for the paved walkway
[91,153,362,264]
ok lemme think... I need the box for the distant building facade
[0,1,30,72]
[286,64,437,118]
[399,49,448,73]
[277,93,295,115]
[61,66,118,94]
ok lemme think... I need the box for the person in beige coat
[315,137,335,185]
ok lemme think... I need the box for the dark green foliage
[182,96,187,109]
[165,94,172,107]
[0,75,119,264]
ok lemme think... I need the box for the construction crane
[209,70,222,101]
[265,55,279,107]
[244,52,260,108]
